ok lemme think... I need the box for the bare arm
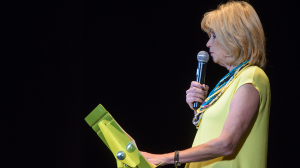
[142,84,260,165]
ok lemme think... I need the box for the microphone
[193,51,209,110]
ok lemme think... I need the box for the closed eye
[212,32,216,39]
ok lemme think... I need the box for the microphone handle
[193,62,207,110]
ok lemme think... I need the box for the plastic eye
[116,151,126,160]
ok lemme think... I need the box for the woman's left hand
[140,151,168,166]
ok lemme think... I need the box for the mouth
[210,52,213,55]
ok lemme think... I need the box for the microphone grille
[197,51,209,63]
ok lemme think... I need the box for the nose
[206,38,212,48]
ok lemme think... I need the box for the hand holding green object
[85,104,158,168]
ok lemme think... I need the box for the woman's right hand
[186,81,209,111]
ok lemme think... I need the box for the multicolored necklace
[193,60,250,129]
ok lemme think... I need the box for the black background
[3,0,300,167]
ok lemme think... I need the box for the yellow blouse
[185,66,271,168]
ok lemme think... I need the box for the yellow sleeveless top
[185,66,271,168]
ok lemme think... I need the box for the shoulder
[239,66,269,84]
[237,66,270,97]
[240,66,266,77]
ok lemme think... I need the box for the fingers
[186,98,203,110]
[186,95,205,107]
[140,151,152,161]
[189,82,209,95]
[186,81,210,110]
[186,92,206,100]
[186,87,206,96]
[186,91,205,109]
[140,151,148,158]
[190,81,209,90]
[190,81,204,89]
[140,152,165,166]
[203,84,209,92]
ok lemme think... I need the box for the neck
[218,60,236,71]
[220,62,236,71]
[226,64,236,71]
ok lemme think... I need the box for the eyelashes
[210,32,216,39]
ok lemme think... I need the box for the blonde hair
[201,1,266,69]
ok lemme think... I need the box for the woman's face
[206,32,230,67]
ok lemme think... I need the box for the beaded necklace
[193,60,250,129]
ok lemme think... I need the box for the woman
[141,1,270,168]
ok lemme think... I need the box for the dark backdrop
[3,0,299,167]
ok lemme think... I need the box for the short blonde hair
[201,1,266,69]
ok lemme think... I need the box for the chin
[211,57,218,64]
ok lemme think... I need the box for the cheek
[211,55,218,62]
[212,52,219,59]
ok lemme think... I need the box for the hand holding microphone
[186,51,210,111]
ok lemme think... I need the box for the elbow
[223,148,234,156]
[220,140,235,156]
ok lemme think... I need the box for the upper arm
[219,83,260,154]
